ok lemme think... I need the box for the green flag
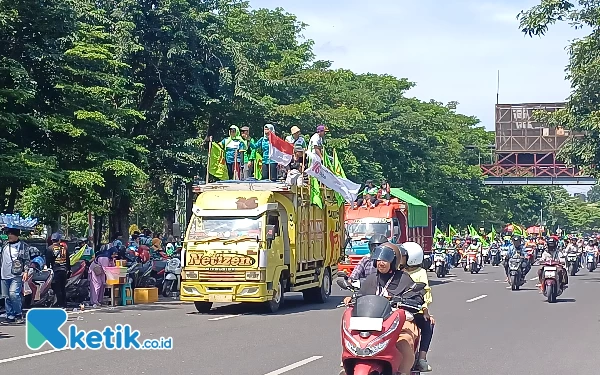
[468,225,478,237]
[331,149,346,206]
[254,152,263,180]
[310,176,323,209]
[448,224,457,237]
[208,142,228,180]
[434,226,444,238]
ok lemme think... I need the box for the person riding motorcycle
[468,236,483,267]
[343,245,425,375]
[505,235,529,280]
[537,237,568,290]
[349,234,388,280]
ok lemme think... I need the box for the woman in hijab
[343,244,423,375]
[88,245,119,306]
[221,125,246,180]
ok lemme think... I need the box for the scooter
[434,249,447,278]
[508,254,526,291]
[482,247,490,264]
[490,246,501,266]
[162,256,181,297]
[587,250,596,272]
[23,257,56,308]
[566,251,579,276]
[467,251,480,274]
[337,273,425,375]
[66,260,90,303]
[541,259,564,303]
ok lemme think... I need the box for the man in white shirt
[1,228,33,324]
[309,125,327,159]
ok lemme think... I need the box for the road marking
[263,356,323,375]
[466,295,487,303]
[0,349,66,364]
[208,314,242,321]
[530,277,539,281]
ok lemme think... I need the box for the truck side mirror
[266,225,276,241]
[393,226,399,235]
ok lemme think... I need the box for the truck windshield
[187,216,262,241]
[346,222,389,238]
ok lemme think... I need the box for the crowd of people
[217,123,328,182]
[0,226,178,324]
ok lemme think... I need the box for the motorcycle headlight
[364,339,390,356]
[344,339,359,356]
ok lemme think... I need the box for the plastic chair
[120,282,134,306]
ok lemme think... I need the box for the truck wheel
[194,301,213,313]
[304,269,331,304]
[264,279,284,313]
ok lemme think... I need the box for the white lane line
[530,277,539,281]
[0,349,66,364]
[466,294,487,303]
[263,356,323,375]
[208,314,242,321]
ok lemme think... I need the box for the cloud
[250,0,585,129]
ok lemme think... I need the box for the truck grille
[348,256,363,265]
[197,270,246,282]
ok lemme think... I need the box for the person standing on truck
[355,180,380,208]
[308,124,327,159]
[349,234,388,280]
[250,124,278,181]
[220,125,246,180]
[285,125,307,149]
[240,126,256,179]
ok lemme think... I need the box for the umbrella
[527,226,541,234]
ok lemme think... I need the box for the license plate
[349,317,384,331]
[209,294,233,303]
[545,271,556,277]
[435,255,445,261]
[545,266,557,271]
[568,256,577,260]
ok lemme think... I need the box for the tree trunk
[93,214,104,249]
[186,181,194,227]
[109,193,131,242]
[6,185,18,213]
[0,185,6,212]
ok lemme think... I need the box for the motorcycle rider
[505,235,529,281]
[45,232,71,309]
[343,245,424,375]
[537,237,568,290]
[349,234,388,280]
[565,237,579,266]
[402,242,434,372]
[469,236,483,268]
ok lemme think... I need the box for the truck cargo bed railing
[193,180,292,193]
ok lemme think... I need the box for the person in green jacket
[220,125,246,179]
[240,126,256,179]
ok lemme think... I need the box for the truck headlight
[184,271,198,280]
[245,271,264,281]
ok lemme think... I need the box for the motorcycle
[482,247,490,264]
[66,260,90,303]
[508,254,525,291]
[337,273,425,375]
[467,251,480,274]
[490,246,501,266]
[162,256,181,297]
[541,259,564,303]
[447,248,458,267]
[525,246,535,265]
[566,252,579,276]
[536,244,546,260]
[23,257,56,308]
[586,250,596,272]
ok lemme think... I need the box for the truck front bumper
[180,281,271,303]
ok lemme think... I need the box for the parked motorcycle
[541,259,564,303]
[337,273,425,375]
[66,260,89,303]
[23,256,56,308]
[566,251,579,276]
[162,257,181,297]
[508,254,525,291]
[127,260,157,288]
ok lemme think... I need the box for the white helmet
[401,241,424,266]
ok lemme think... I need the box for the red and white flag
[268,132,294,166]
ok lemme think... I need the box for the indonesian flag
[268,132,294,166]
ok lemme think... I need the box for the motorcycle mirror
[336,278,349,290]
[337,270,348,279]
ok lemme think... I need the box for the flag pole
[206,136,213,184]
[234,150,238,180]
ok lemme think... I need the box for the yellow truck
[180,181,345,313]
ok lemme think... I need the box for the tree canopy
[1,0,597,238]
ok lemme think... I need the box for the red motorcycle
[525,246,535,264]
[337,274,424,375]
[541,259,564,303]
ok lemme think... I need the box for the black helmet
[78,237,87,244]
[368,234,389,252]
[371,245,397,271]
[512,235,522,242]
[547,238,557,248]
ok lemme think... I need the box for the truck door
[395,210,408,243]
[392,218,401,243]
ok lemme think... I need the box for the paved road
[1,263,599,374]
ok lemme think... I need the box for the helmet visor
[371,246,396,263]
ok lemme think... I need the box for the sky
[249,0,585,129]
[248,0,590,194]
